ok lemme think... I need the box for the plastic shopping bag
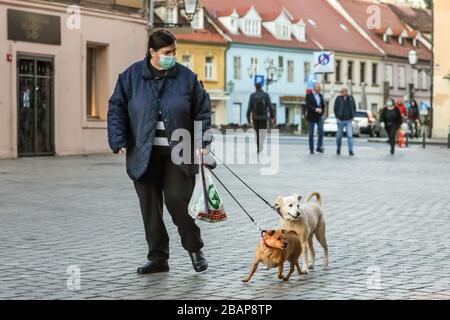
[188,160,227,223]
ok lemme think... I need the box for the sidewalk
[367,137,448,146]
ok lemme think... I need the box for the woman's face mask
[386,101,394,107]
[158,55,176,70]
[151,43,177,70]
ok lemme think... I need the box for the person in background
[247,82,275,153]
[334,88,356,156]
[305,83,325,154]
[381,98,403,155]
[395,98,407,118]
[408,99,421,138]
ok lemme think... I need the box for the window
[205,57,214,80]
[287,60,294,82]
[347,61,354,82]
[304,62,311,82]
[413,69,419,90]
[371,103,378,112]
[166,7,177,24]
[360,62,366,84]
[182,55,191,69]
[398,66,406,89]
[244,19,260,36]
[335,60,341,83]
[233,56,241,80]
[191,8,203,29]
[420,70,428,90]
[232,103,242,124]
[386,65,393,87]
[398,36,403,45]
[276,24,290,40]
[251,57,258,74]
[86,45,107,120]
[278,56,284,70]
[372,63,378,85]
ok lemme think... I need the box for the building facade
[0,0,148,158]
[432,0,450,138]
[335,0,432,114]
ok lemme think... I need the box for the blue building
[225,43,315,125]
[202,0,319,128]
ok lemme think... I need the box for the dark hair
[411,99,418,108]
[147,29,176,53]
[255,82,263,90]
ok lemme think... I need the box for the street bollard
[423,132,426,149]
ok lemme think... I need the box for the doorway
[17,55,54,156]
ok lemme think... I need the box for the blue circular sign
[318,53,331,66]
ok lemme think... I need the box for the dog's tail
[305,192,321,206]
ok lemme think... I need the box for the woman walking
[381,98,403,155]
[107,29,211,274]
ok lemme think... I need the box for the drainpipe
[146,0,154,31]
[430,0,434,138]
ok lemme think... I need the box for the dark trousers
[254,119,268,152]
[386,124,399,152]
[308,117,324,152]
[133,146,203,262]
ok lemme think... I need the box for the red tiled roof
[202,0,319,51]
[202,0,382,55]
[388,3,432,34]
[278,0,382,56]
[175,30,226,44]
[338,0,431,61]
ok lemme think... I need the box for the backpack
[252,93,267,117]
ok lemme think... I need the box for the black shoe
[189,251,208,272]
[337,150,341,155]
[390,149,395,155]
[310,150,315,155]
[137,260,169,275]
[349,151,354,156]
[316,148,325,154]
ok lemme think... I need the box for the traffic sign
[313,51,335,74]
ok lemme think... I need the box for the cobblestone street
[1,137,450,300]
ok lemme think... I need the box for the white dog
[275,192,328,274]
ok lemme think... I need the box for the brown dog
[243,229,302,283]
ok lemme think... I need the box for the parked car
[324,114,360,137]
[354,110,381,137]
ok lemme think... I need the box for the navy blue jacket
[107,58,211,181]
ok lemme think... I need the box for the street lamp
[264,58,283,92]
[226,80,235,95]
[183,0,199,21]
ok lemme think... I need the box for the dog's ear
[295,194,303,202]
[274,196,283,207]
[268,230,276,236]
[281,229,287,234]
[261,230,268,238]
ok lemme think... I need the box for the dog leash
[207,167,264,232]
[209,150,284,220]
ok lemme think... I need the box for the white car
[324,114,360,137]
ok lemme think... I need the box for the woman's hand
[117,147,126,155]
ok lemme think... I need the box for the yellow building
[175,35,228,126]
[433,0,450,138]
